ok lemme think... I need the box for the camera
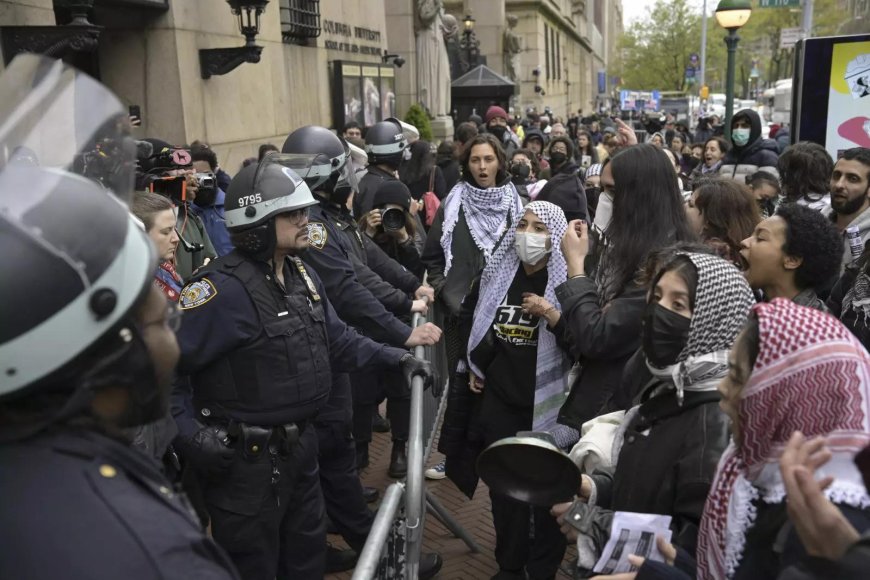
[380,207,406,232]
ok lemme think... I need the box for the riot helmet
[281,125,359,205]
[364,118,408,169]
[0,55,166,434]
[224,155,318,259]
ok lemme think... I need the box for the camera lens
[381,208,405,231]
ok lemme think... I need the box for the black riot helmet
[281,125,359,205]
[224,154,318,260]
[0,55,164,435]
[364,117,408,169]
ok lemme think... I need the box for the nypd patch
[180,279,218,310]
[307,222,328,250]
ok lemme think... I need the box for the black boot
[325,544,358,573]
[372,409,391,433]
[355,442,369,471]
[388,440,407,479]
[419,552,443,580]
[362,486,379,503]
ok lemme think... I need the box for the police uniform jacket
[320,201,419,316]
[0,427,240,580]
[172,249,408,438]
[301,203,412,347]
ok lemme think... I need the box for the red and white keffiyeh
[697,298,870,580]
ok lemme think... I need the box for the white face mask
[514,232,551,265]
[731,127,751,146]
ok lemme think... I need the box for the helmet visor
[0,54,136,204]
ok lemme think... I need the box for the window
[545,24,550,81]
[280,0,321,44]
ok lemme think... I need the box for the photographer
[139,138,217,281]
[190,145,233,256]
[361,180,426,280]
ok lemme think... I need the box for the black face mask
[642,302,691,367]
[510,162,531,182]
[585,185,601,200]
[550,151,567,166]
[489,125,508,141]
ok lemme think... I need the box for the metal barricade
[353,297,478,580]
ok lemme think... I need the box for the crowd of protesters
[6,52,870,580]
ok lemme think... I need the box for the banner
[826,42,870,154]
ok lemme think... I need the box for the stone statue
[442,13,463,80]
[503,15,522,83]
[415,0,452,117]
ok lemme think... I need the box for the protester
[485,105,519,158]
[718,109,779,184]
[553,251,753,573]
[648,132,665,147]
[583,162,604,222]
[550,122,567,138]
[509,148,547,202]
[690,137,730,189]
[576,129,600,169]
[399,139,446,226]
[342,121,362,141]
[778,141,834,212]
[828,147,870,271]
[555,144,695,429]
[132,191,183,301]
[828,240,870,353]
[437,139,461,192]
[685,178,761,266]
[747,170,781,218]
[522,127,550,175]
[424,132,523,479]
[740,203,843,310]
[535,136,588,221]
[445,202,572,579]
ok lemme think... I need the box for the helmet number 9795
[238,194,263,207]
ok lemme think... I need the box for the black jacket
[0,428,240,580]
[584,389,730,560]
[828,264,870,351]
[719,109,779,183]
[438,159,461,193]
[555,275,647,429]
[535,161,589,222]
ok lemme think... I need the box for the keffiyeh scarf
[467,201,572,437]
[697,299,870,580]
[440,179,523,276]
[647,253,755,404]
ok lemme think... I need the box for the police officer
[0,54,238,580]
[355,117,408,217]
[170,156,435,580]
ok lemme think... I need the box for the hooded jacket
[719,109,780,184]
[534,160,589,222]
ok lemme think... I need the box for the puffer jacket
[719,109,780,184]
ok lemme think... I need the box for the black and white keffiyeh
[440,179,523,276]
[467,201,572,435]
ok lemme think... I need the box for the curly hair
[775,203,843,291]
[778,142,834,204]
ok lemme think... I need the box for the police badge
[307,222,328,250]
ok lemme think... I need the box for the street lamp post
[715,0,752,141]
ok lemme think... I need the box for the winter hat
[372,179,412,211]
[485,105,509,124]
[585,163,603,178]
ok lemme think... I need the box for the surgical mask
[642,302,691,367]
[731,128,751,147]
[514,232,551,265]
[549,151,567,166]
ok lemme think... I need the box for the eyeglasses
[285,207,310,225]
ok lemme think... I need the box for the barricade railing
[353,295,478,580]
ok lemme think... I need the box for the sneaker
[425,459,446,480]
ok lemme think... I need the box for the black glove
[176,422,236,477]
[400,353,434,391]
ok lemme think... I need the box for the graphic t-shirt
[477,266,548,409]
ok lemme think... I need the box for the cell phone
[129,105,142,127]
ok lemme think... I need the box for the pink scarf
[697,299,870,579]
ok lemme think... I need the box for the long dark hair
[694,179,761,260]
[399,139,435,185]
[600,144,695,300]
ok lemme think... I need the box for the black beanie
[372,179,412,211]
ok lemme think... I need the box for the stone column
[464,0,505,75]
[384,0,417,120]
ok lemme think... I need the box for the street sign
[759,0,800,7]
[780,27,802,49]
